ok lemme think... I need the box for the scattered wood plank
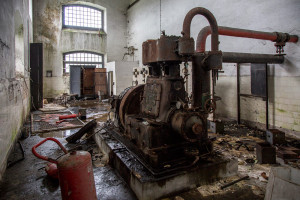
[66,119,97,143]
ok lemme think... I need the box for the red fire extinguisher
[32,138,97,200]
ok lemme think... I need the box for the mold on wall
[33,0,129,98]
[0,0,33,180]
[126,0,300,136]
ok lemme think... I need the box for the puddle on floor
[69,103,110,123]
[39,100,110,138]
[39,128,80,138]
[68,100,109,108]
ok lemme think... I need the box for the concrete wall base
[94,128,238,200]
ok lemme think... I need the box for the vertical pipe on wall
[266,64,269,130]
[237,63,240,125]
[192,54,210,108]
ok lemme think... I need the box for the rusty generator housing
[111,35,212,173]
[109,5,299,176]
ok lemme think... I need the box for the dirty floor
[0,136,136,200]
[0,100,136,200]
[1,100,299,200]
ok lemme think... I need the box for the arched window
[63,51,104,74]
[62,4,104,31]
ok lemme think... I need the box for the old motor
[111,33,218,173]
[32,138,97,200]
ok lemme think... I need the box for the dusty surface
[0,100,136,200]
[166,122,300,200]
[1,100,299,200]
[33,100,110,138]
[0,136,136,200]
[31,111,85,133]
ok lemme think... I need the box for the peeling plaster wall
[127,0,300,136]
[0,0,32,180]
[33,0,129,98]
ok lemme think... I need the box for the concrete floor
[0,100,136,200]
[1,100,298,200]
[0,131,263,200]
[0,136,137,200]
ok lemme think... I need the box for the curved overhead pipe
[196,26,298,53]
[181,7,220,109]
[181,7,219,51]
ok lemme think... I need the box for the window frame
[63,51,104,75]
[62,4,104,31]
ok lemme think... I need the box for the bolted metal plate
[141,83,161,117]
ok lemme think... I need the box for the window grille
[63,51,104,74]
[63,5,103,31]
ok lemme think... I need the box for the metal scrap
[220,175,249,189]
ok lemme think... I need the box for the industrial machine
[112,34,212,171]
[111,7,298,174]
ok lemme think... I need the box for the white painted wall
[126,0,300,135]
[106,61,139,95]
[33,0,129,98]
[127,0,300,70]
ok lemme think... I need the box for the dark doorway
[70,65,82,96]
[30,43,43,110]
[70,65,97,98]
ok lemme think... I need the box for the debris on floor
[39,103,66,112]
[31,111,84,133]
[1,100,300,200]
[0,136,136,200]
[66,119,97,143]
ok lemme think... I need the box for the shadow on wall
[268,65,275,126]
[284,57,298,74]
[14,10,25,77]
[216,81,234,118]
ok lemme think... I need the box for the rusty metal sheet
[142,35,181,65]
[141,83,161,117]
[83,68,95,96]
[31,111,84,133]
[94,70,107,96]
[256,142,276,164]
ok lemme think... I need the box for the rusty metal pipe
[196,26,298,53]
[181,7,219,108]
[222,52,284,64]
[182,7,219,51]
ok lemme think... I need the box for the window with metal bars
[62,4,104,31]
[63,51,104,74]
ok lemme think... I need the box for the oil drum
[58,151,97,200]
[32,138,97,200]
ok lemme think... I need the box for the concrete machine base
[94,128,238,200]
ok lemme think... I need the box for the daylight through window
[63,5,103,30]
[63,52,104,74]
